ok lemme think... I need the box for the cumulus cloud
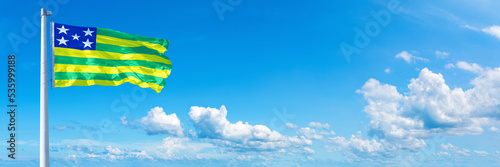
[435,50,450,58]
[344,66,500,158]
[65,155,78,163]
[64,145,153,162]
[188,106,312,151]
[120,116,128,125]
[291,147,316,155]
[121,116,139,129]
[357,67,500,141]
[456,61,485,74]
[327,132,426,159]
[72,145,94,153]
[156,137,213,160]
[158,137,188,158]
[474,150,489,156]
[100,147,153,161]
[296,127,335,140]
[105,145,124,155]
[395,51,429,63]
[482,25,500,40]
[303,147,315,154]
[490,127,500,132]
[384,68,391,74]
[285,123,298,129]
[290,147,316,155]
[444,63,455,69]
[54,138,216,162]
[54,125,74,130]
[326,131,386,158]
[308,122,330,129]
[440,143,471,156]
[128,150,153,160]
[140,107,184,136]
[466,25,500,40]
[436,151,451,157]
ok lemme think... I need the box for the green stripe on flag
[97,28,169,49]
[54,55,172,70]
[96,43,171,60]
[54,72,167,87]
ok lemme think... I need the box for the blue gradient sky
[1,0,500,166]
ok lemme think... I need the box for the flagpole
[40,8,50,167]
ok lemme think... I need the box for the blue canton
[54,23,96,50]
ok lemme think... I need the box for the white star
[72,34,80,40]
[57,36,69,46]
[82,39,94,48]
[57,25,69,34]
[83,28,94,36]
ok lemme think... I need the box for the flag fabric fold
[52,22,171,93]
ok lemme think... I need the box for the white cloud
[140,107,184,136]
[156,137,213,160]
[292,147,316,155]
[436,151,451,157]
[236,154,253,161]
[444,63,455,69]
[351,66,500,158]
[105,145,124,155]
[464,24,480,31]
[384,68,391,74]
[158,137,188,158]
[105,147,153,161]
[326,132,426,159]
[456,61,484,74]
[129,150,154,160]
[65,145,94,154]
[440,143,471,156]
[55,138,211,162]
[75,145,154,161]
[395,51,429,63]
[65,155,78,163]
[474,150,489,156]
[54,125,73,130]
[327,131,386,158]
[439,143,454,150]
[318,130,336,136]
[120,116,128,125]
[189,106,312,151]
[466,25,500,40]
[482,25,500,40]
[490,127,500,132]
[86,153,99,158]
[358,67,500,138]
[435,50,450,58]
[188,129,198,138]
[296,127,335,140]
[303,147,315,154]
[308,122,330,129]
[285,123,298,129]
[457,151,472,157]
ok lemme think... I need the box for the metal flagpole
[40,8,51,167]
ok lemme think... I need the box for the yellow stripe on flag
[54,64,171,78]
[54,76,164,93]
[97,35,167,54]
[54,47,172,65]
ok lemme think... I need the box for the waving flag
[52,22,171,93]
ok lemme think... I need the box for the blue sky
[1,0,500,166]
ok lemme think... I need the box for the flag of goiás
[52,22,171,93]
